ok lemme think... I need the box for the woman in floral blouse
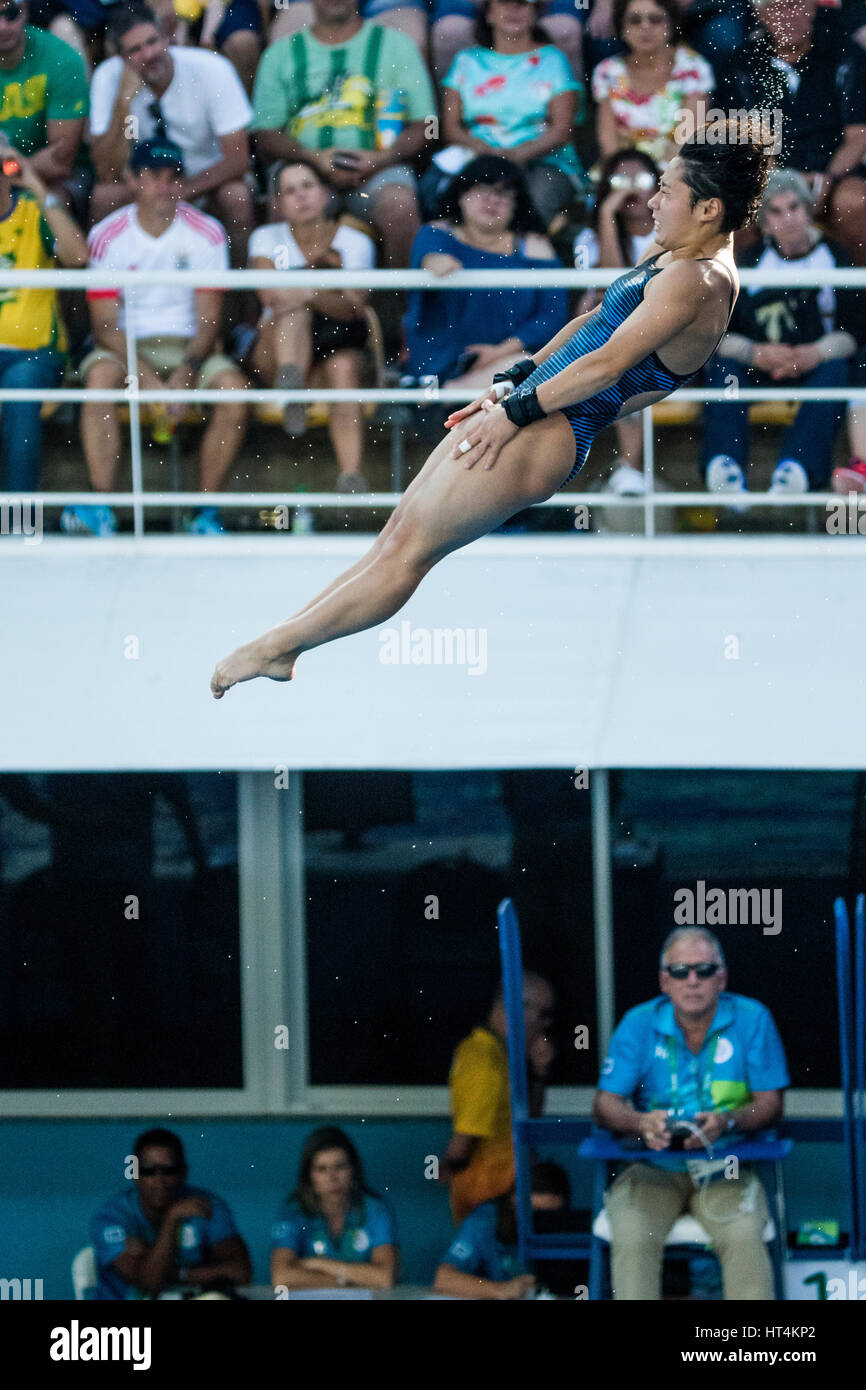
[592,0,714,167]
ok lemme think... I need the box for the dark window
[303,769,597,1086]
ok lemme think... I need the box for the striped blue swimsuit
[523,253,735,487]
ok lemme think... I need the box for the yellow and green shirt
[0,188,65,351]
[0,26,88,157]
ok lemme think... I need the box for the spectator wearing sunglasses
[90,1128,252,1299]
[88,3,254,265]
[592,0,714,168]
[0,0,89,197]
[593,926,789,1301]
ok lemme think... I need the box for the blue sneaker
[186,505,224,535]
[60,503,117,536]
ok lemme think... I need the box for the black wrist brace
[493,357,536,388]
[503,384,546,427]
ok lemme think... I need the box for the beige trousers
[604,1162,774,1301]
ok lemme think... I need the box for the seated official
[90,1128,251,1299]
[433,1161,574,1301]
[593,926,789,1302]
[440,969,555,1224]
[701,169,862,499]
[270,1126,398,1292]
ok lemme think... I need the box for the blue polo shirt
[598,992,789,1168]
[440,1201,527,1282]
[270,1195,396,1261]
[91,1185,240,1300]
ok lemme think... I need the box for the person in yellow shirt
[0,142,86,490]
[442,971,555,1224]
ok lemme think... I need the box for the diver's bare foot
[211,632,299,699]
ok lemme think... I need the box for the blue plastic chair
[496,898,592,1271]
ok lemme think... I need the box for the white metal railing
[1,265,865,540]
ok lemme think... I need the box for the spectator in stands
[269,0,427,59]
[249,157,374,492]
[0,1,88,197]
[594,926,788,1301]
[585,1,749,106]
[592,0,714,168]
[573,148,659,494]
[440,967,555,1224]
[430,0,585,231]
[737,0,866,263]
[432,0,583,87]
[433,1162,573,1299]
[701,169,862,500]
[270,1126,398,1291]
[171,0,262,95]
[0,144,87,492]
[91,1127,252,1299]
[89,3,255,266]
[250,0,437,269]
[63,138,248,537]
[834,348,866,494]
[403,156,565,401]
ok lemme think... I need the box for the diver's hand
[451,400,518,471]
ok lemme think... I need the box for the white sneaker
[707,454,747,493]
[769,458,809,494]
[605,464,647,496]
[706,454,748,514]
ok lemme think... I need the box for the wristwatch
[43,193,60,210]
[726,1114,737,1133]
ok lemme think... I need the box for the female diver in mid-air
[211,128,771,699]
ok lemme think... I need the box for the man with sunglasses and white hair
[593,926,788,1300]
[91,1128,251,1299]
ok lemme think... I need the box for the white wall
[6,533,864,770]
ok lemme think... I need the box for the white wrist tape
[492,379,511,401]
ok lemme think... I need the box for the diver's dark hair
[677,123,774,233]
